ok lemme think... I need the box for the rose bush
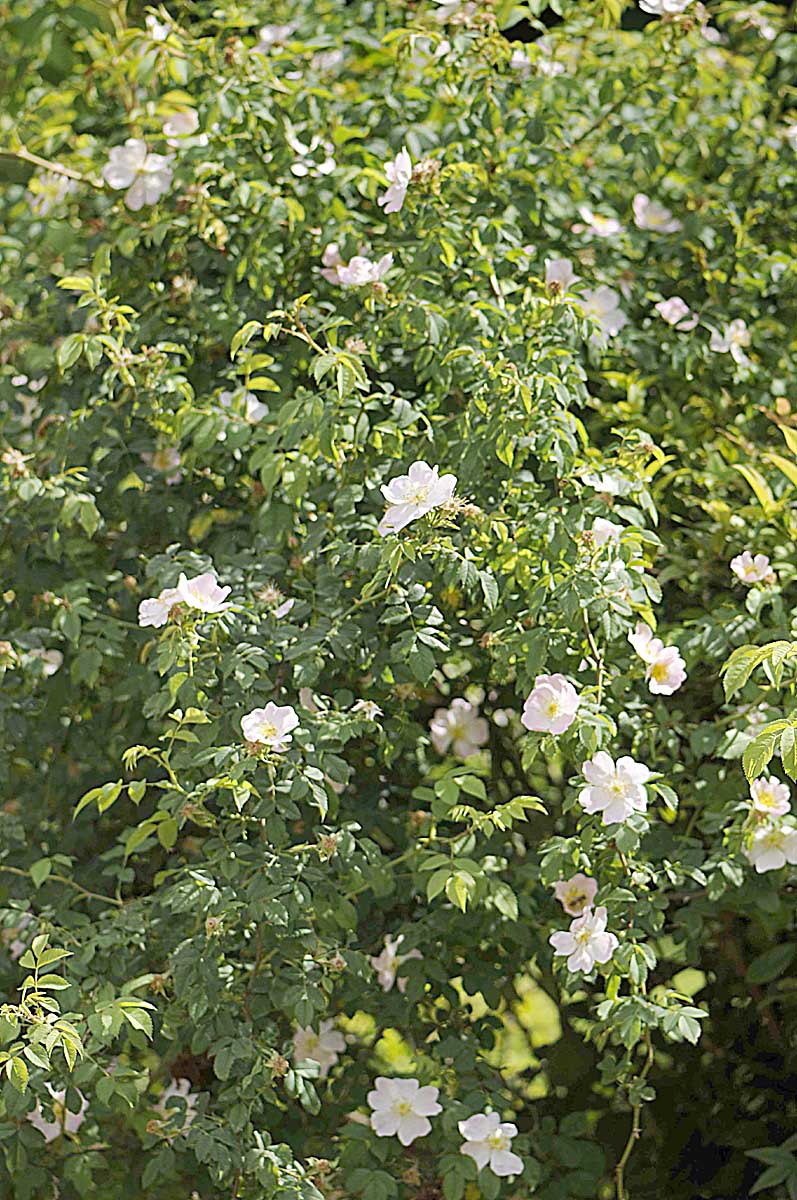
[2,1,797,1198]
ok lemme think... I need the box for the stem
[615,1033,655,1200]
[0,864,123,907]
[4,147,105,190]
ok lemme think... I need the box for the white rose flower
[336,252,394,287]
[28,648,63,676]
[293,1020,346,1079]
[628,622,664,664]
[579,751,651,825]
[730,551,772,585]
[378,460,457,535]
[102,139,173,211]
[320,242,345,284]
[750,777,791,819]
[545,257,579,291]
[141,446,183,484]
[592,516,623,546]
[370,934,422,993]
[655,296,698,329]
[554,873,598,917]
[176,571,231,614]
[430,698,489,759]
[459,1112,523,1177]
[219,389,268,423]
[138,586,181,628]
[710,319,751,364]
[647,645,687,695]
[632,193,682,233]
[639,0,693,13]
[28,171,78,216]
[162,108,208,149]
[575,206,624,238]
[378,147,412,214]
[580,286,628,345]
[549,905,619,973]
[27,1085,88,1143]
[351,699,383,721]
[240,702,299,752]
[521,674,580,735]
[745,819,797,873]
[367,1077,441,1146]
[156,1078,197,1131]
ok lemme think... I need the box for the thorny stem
[615,1031,655,1200]
[4,147,106,190]
[0,864,123,907]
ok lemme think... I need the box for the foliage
[2,1,797,1198]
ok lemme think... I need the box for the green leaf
[747,944,796,985]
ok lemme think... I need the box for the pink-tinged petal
[617,757,651,784]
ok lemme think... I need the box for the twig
[0,864,123,907]
[3,147,105,190]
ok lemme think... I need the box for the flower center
[407,484,431,505]
[546,700,560,718]
[574,928,592,945]
[650,661,668,683]
[395,1100,412,1116]
[260,722,278,740]
[609,777,628,798]
[567,888,587,909]
[488,1131,509,1151]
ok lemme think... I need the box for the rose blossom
[580,286,628,345]
[545,257,579,291]
[549,905,619,973]
[240,702,299,752]
[575,206,624,238]
[521,674,579,734]
[745,819,797,873]
[219,389,267,423]
[750,777,791,819]
[367,1077,441,1146]
[730,551,772,586]
[378,147,412,214]
[554,873,599,917]
[293,1020,346,1079]
[459,1112,523,1177]
[27,1085,88,1143]
[632,193,682,234]
[430,698,489,759]
[176,571,231,614]
[370,934,422,993]
[579,752,650,825]
[156,1078,197,1131]
[710,319,751,364]
[138,586,181,628]
[592,517,623,546]
[647,645,687,695]
[378,460,456,535]
[102,139,173,210]
[655,297,698,330]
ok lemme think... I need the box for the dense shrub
[2,1,797,1197]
